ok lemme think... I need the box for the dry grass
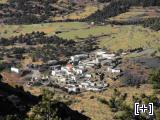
[1,71,24,86]
[70,79,153,120]
[57,24,160,51]
[0,22,88,38]
[21,57,44,68]
[99,25,160,51]
[109,6,160,21]
[24,87,42,96]
[1,22,160,52]
[39,27,55,34]
[0,0,7,3]
[53,5,99,20]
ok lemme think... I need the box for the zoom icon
[134,103,153,116]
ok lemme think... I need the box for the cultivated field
[57,24,160,51]
[0,22,88,38]
[1,22,160,51]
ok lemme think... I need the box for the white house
[11,67,20,74]
[57,76,67,83]
[92,58,99,64]
[85,74,92,78]
[85,63,95,68]
[86,87,101,92]
[50,65,61,70]
[111,69,121,73]
[95,50,106,56]
[101,54,115,59]
[67,86,79,93]
[91,22,95,25]
[71,76,76,81]
[70,54,88,61]
[122,52,127,55]
[82,59,99,67]
[77,65,85,70]
[73,68,83,75]
[61,67,73,76]
[51,70,61,76]
[107,67,121,73]
[47,60,58,65]
[70,56,79,62]
[32,70,42,80]
[80,82,90,88]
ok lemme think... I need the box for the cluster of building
[10,49,124,93]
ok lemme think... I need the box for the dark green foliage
[90,96,94,99]
[13,48,26,54]
[85,0,131,22]
[97,97,108,105]
[0,74,3,82]
[108,90,160,120]
[0,32,96,62]
[0,114,22,120]
[0,82,39,119]
[150,69,160,89]
[84,0,160,31]
[0,0,55,24]
[29,90,90,120]
[97,0,111,3]
[132,94,160,119]
[107,89,128,112]
[143,18,160,31]
[0,0,73,24]
[0,63,5,72]
[29,90,60,120]
[108,93,135,119]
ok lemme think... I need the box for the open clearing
[0,0,7,3]
[98,25,160,51]
[109,6,160,22]
[57,24,160,51]
[0,22,88,38]
[1,22,160,52]
[53,5,99,20]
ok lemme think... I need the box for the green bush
[97,97,108,105]
[150,70,160,89]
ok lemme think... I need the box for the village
[9,49,127,94]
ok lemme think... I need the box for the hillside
[0,0,160,120]
[1,22,160,52]
[109,6,160,22]
[0,0,100,24]
[0,81,39,119]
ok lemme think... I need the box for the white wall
[11,67,19,73]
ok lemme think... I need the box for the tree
[0,63,5,72]
[0,74,2,82]
[29,90,60,120]
[5,115,21,120]
[150,70,160,89]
